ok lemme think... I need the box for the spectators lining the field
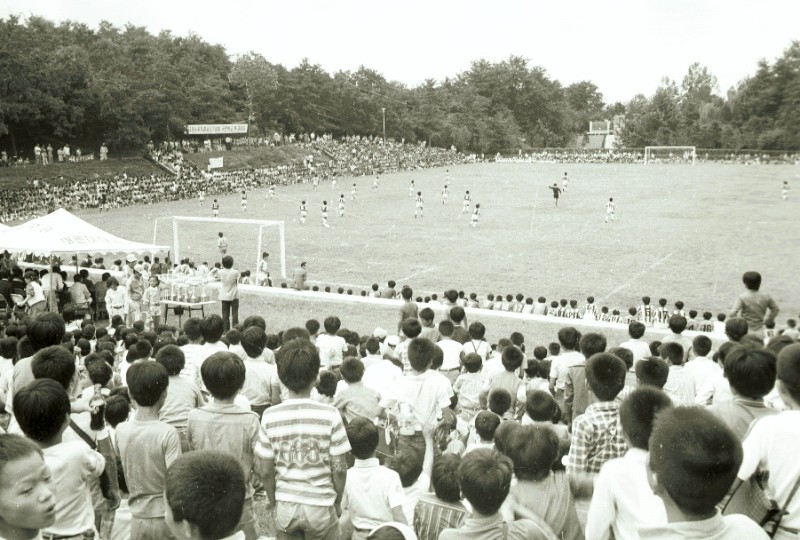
[495,148,800,165]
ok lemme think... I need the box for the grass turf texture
[70,161,798,338]
[0,157,164,188]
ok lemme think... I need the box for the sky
[4,0,799,104]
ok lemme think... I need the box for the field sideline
[72,161,800,321]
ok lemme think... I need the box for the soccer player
[445,169,450,187]
[240,190,247,212]
[198,190,205,207]
[442,184,449,204]
[211,199,220,218]
[313,176,319,190]
[332,175,337,190]
[471,203,480,227]
[338,193,346,217]
[321,200,330,227]
[415,191,424,218]
[217,232,228,256]
[299,200,308,224]
[351,182,357,200]
[409,180,416,198]
[462,190,471,214]
[562,172,569,192]
[268,185,275,199]
[605,197,615,223]
[782,180,789,200]
[548,184,561,206]
[373,176,379,190]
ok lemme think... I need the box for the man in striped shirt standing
[255,337,351,540]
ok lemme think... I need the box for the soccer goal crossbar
[153,216,287,279]
[644,146,696,165]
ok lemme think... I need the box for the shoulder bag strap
[69,419,97,450]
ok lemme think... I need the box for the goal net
[644,146,696,165]
[153,216,286,280]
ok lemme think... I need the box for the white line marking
[596,251,675,302]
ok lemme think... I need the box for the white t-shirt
[43,441,105,536]
[392,370,453,430]
[620,339,651,363]
[684,356,722,394]
[316,334,347,370]
[342,459,405,530]
[363,360,403,402]
[461,339,491,361]
[437,339,464,371]
[401,472,430,525]
[242,357,277,406]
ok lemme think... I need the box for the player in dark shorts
[549,183,562,206]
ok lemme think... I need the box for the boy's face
[0,453,56,532]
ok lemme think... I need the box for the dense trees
[1,16,798,155]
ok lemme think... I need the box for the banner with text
[208,157,224,169]
[186,124,248,135]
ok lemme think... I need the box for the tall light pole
[381,107,386,144]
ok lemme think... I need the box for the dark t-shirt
[549,186,561,198]
[0,279,11,304]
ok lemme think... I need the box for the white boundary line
[596,251,675,303]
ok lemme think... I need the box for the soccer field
[74,161,800,319]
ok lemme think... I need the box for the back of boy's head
[430,346,444,370]
[240,326,266,359]
[408,337,434,372]
[649,341,662,357]
[14,379,71,442]
[742,271,761,291]
[462,352,482,373]
[488,388,512,417]
[692,335,713,357]
[340,356,365,383]
[668,315,687,334]
[579,332,607,357]
[201,352,245,400]
[586,353,626,401]
[276,338,320,392]
[87,357,113,386]
[635,357,669,389]
[724,346,777,400]
[524,359,539,378]
[76,338,91,357]
[628,321,646,339]
[401,287,413,300]
[0,336,18,360]
[126,361,169,406]
[166,450,245,540]
[201,315,224,343]
[466,321,485,340]
[27,313,66,353]
[526,390,558,422]
[659,342,684,366]
[304,319,320,336]
[449,306,465,324]
[390,444,424,487]
[419,307,434,323]
[281,327,311,343]
[224,329,241,346]
[127,340,152,363]
[458,448,513,515]
[324,316,341,334]
[432,453,461,503]
[649,406,742,515]
[532,346,547,361]
[316,371,339,398]
[400,317,422,339]
[725,318,749,341]
[346,417,379,460]
[438,320,454,337]
[557,327,580,350]
[474,410,501,442]
[122,331,139,349]
[183,318,203,341]
[31,345,75,390]
[608,347,634,370]
[105,395,131,428]
[501,345,524,372]
[155,345,187,376]
[777,344,800,405]
[620,387,673,450]
[548,342,560,356]
[508,425,559,481]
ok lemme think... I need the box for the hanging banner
[208,157,224,169]
[186,124,248,135]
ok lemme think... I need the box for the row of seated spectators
[496,149,800,164]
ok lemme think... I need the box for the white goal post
[152,216,287,279]
[644,146,696,165]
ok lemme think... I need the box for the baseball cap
[386,335,400,347]
[373,327,388,339]
[126,254,136,263]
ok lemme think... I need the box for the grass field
[71,161,800,325]
[0,157,164,188]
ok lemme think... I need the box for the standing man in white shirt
[215,256,240,332]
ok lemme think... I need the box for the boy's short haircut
[668,316,688,334]
[408,337,435,372]
[282,327,311,343]
[240,316,266,332]
[390,444,423,488]
[548,342,561,356]
[201,315,225,343]
[438,320,454,337]
[579,332,607,357]
[419,307,434,322]
[14,379,71,442]
[0,434,43,480]
[105,395,131,428]
[365,337,380,355]
[458,448,513,515]
[31,345,76,389]
[777,344,800,404]
[126,340,152,363]
[76,338,91,356]
[340,356,365,383]
[463,352,483,373]
[400,318,422,339]
[0,337,18,359]
[659,342,685,366]
[87,358,113,386]
[649,406,742,515]
[508,425,559,481]
[449,306,465,324]
[620,387,673,450]
[225,329,241,346]
[166,450,246,540]
[501,345,524,372]
[202,352,246,400]
[608,347,634,370]
[717,313,726,322]
[401,287,413,300]
[431,454,461,503]
[323,316,342,334]
[126,361,169,406]
[649,341,662,357]
[538,360,551,379]
[155,345,186,376]
[557,327,580,350]
[316,371,338,398]
[182,318,203,341]
[524,359,539,378]
[27,313,66,352]
[586,353,626,401]
[725,318,749,341]
[692,335,713,357]
[628,321,646,339]
[474,410,501,441]
[240,327,267,359]
[346,417,379,460]
[724,347,777,400]
[468,322,486,340]
[526,390,558,422]
[488,388,512,417]
[430,346,444,370]
[742,271,761,291]
[276,339,321,392]
[532,346,547,361]
[635,357,669,389]
[221,255,234,269]
[304,319,320,336]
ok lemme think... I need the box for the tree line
[1,16,798,156]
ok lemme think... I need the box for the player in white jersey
[562,172,569,192]
[299,201,308,224]
[241,191,247,212]
[313,176,319,190]
[198,190,205,206]
[409,180,415,197]
[471,204,480,227]
[338,194,345,217]
[445,169,450,186]
[268,185,275,199]
[415,191,424,218]
[373,176,379,189]
[351,183,357,200]
[462,191,471,213]
[442,185,448,204]
[211,199,220,218]
[605,197,615,223]
[782,180,789,200]
[321,201,330,227]
[331,176,337,190]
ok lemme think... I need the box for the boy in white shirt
[315,316,348,371]
[619,321,650,364]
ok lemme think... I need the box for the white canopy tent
[0,208,168,257]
